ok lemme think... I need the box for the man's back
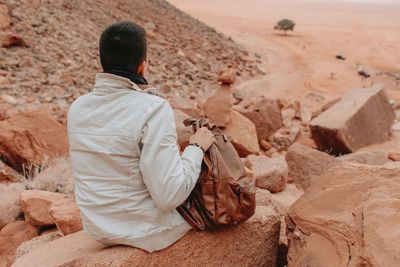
[68,73,203,252]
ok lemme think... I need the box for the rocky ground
[1,0,400,266]
[0,0,262,124]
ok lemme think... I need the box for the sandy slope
[168,0,400,108]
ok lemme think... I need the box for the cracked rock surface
[286,165,400,267]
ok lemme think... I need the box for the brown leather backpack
[177,118,256,231]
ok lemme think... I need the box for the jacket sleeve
[139,101,204,212]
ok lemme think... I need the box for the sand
[168,0,400,105]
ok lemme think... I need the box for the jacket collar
[93,73,144,93]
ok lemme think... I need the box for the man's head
[99,21,147,74]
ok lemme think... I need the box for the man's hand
[189,127,216,152]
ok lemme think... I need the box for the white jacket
[67,73,203,252]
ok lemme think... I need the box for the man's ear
[138,60,146,76]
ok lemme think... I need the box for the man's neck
[105,70,148,85]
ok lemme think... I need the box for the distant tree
[274,19,295,35]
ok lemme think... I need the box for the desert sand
[169,0,400,105]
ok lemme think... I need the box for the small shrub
[274,19,295,35]
[24,157,75,196]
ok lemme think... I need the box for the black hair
[99,21,147,73]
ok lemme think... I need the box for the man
[67,21,215,253]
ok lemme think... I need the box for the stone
[277,98,290,109]
[256,184,303,216]
[49,198,83,235]
[14,206,280,267]
[392,122,400,131]
[260,140,272,151]
[255,188,275,207]
[245,155,288,193]
[0,32,27,48]
[295,133,317,149]
[310,86,395,154]
[237,98,283,142]
[311,97,341,119]
[281,106,297,125]
[20,190,66,227]
[388,152,400,161]
[285,143,341,190]
[293,101,312,123]
[0,220,38,265]
[338,150,388,165]
[223,111,260,157]
[362,199,400,267]
[0,76,10,87]
[383,161,400,169]
[269,184,304,215]
[203,86,235,127]
[15,231,63,259]
[0,4,11,29]
[358,67,373,78]
[144,21,156,31]
[272,126,301,150]
[0,234,14,267]
[1,221,38,239]
[0,160,22,183]
[0,184,23,229]
[174,109,192,150]
[335,54,346,60]
[20,189,81,236]
[0,94,18,105]
[168,96,204,118]
[0,110,69,172]
[286,165,400,267]
[218,68,236,85]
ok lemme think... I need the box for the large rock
[168,96,204,118]
[245,155,288,193]
[0,160,21,183]
[338,150,388,165]
[285,143,341,190]
[173,109,192,150]
[0,4,11,30]
[0,220,38,266]
[286,165,400,267]
[223,111,260,157]
[20,190,80,232]
[310,86,395,154]
[237,98,283,142]
[0,111,69,172]
[49,198,83,235]
[0,184,23,229]
[203,86,235,127]
[14,206,280,267]
[20,190,61,226]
